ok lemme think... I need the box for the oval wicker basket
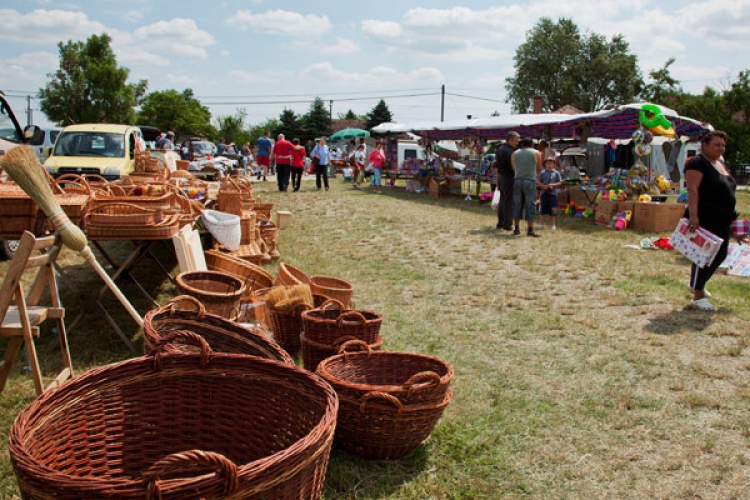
[275,262,311,287]
[175,270,245,320]
[204,249,273,299]
[309,275,353,308]
[334,389,452,460]
[301,301,383,345]
[9,332,338,500]
[301,335,382,373]
[143,295,292,365]
[316,350,453,406]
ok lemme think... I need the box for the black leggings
[689,237,729,291]
[315,164,329,189]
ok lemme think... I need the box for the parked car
[180,138,216,161]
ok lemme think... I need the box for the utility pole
[329,100,333,128]
[441,85,445,122]
[26,95,33,126]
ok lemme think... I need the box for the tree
[275,108,303,141]
[301,97,331,140]
[505,18,643,113]
[339,109,359,120]
[248,118,281,144]
[214,109,248,145]
[39,33,146,126]
[365,100,393,130]
[642,58,683,105]
[137,89,213,138]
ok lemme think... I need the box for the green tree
[339,109,359,120]
[301,97,331,140]
[365,100,393,130]
[505,18,642,113]
[275,108,303,140]
[137,89,213,138]
[248,118,281,144]
[642,58,683,105]
[39,33,146,126]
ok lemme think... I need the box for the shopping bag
[356,169,365,184]
[490,188,501,210]
[668,218,724,268]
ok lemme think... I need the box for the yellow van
[44,124,144,180]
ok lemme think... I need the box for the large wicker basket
[301,301,383,345]
[266,303,310,357]
[334,389,452,460]
[204,249,274,300]
[309,275,353,307]
[143,295,292,365]
[316,350,453,406]
[9,332,338,500]
[175,270,245,320]
[301,335,382,373]
[275,262,312,286]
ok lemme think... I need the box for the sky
[1,0,749,131]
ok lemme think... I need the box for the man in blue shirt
[311,137,331,191]
[256,130,273,181]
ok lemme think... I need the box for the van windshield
[53,131,125,158]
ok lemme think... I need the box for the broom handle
[80,246,144,327]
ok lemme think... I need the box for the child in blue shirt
[537,157,562,229]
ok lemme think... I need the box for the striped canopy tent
[371,103,710,142]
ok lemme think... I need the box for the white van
[394,140,464,170]
[28,128,60,163]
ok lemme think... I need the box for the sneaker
[688,286,710,297]
[538,224,545,230]
[551,225,556,230]
[513,228,521,236]
[690,297,715,311]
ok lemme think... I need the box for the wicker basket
[176,270,245,320]
[84,214,182,240]
[204,249,274,299]
[334,389,452,460]
[9,332,338,499]
[88,202,163,225]
[309,275,354,308]
[266,302,311,357]
[301,301,383,345]
[201,209,241,251]
[89,188,174,212]
[301,335,382,372]
[316,350,453,407]
[143,295,292,365]
[275,262,312,286]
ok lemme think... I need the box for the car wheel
[0,239,20,261]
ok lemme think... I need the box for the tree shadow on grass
[323,444,429,499]
[644,308,723,335]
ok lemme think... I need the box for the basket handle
[336,310,366,326]
[359,391,403,414]
[143,450,239,499]
[339,339,373,359]
[148,331,213,369]
[403,371,442,397]
[318,298,345,311]
[166,295,206,318]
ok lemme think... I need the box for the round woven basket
[334,389,452,460]
[201,209,241,251]
[316,350,453,407]
[274,262,312,287]
[309,275,353,308]
[175,270,245,320]
[266,303,310,357]
[9,332,338,499]
[143,296,292,365]
[301,301,383,345]
[204,249,273,300]
[301,335,382,373]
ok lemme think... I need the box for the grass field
[1,176,749,499]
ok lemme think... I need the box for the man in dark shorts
[495,131,520,230]
[256,130,273,181]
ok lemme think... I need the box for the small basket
[310,275,354,308]
[88,202,163,226]
[9,332,338,499]
[275,262,312,286]
[84,214,182,240]
[176,270,245,320]
[334,389,452,460]
[301,300,383,345]
[301,335,382,372]
[204,249,274,299]
[143,295,292,365]
[316,350,453,406]
[201,209,241,251]
[266,302,311,357]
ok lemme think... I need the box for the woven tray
[88,202,163,226]
[143,295,292,365]
[9,332,338,499]
[89,188,174,212]
[316,349,454,406]
[84,214,182,240]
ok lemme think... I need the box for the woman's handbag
[669,218,724,268]
[490,188,501,210]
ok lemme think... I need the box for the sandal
[690,298,715,311]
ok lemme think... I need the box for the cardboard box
[568,188,599,208]
[632,202,685,232]
[557,190,570,205]
[429,179,448,198]
[595,199,619,226]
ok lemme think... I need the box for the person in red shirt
[368,140,386,193]
[290,138,307,192]
[272,133,295,191]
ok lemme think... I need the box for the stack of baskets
[142,295,292,365]
[175,270,245,320]
[316,349,453,460]
[9,332,339,499]
[300,300,384,371]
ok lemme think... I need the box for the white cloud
[0,9,107,45]
[129,18,215,59]
[123,10,144,23]
[289,37,360,55]
[299,62,444,89]
[227,9,331,35]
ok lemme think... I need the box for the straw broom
[0,145,144,327]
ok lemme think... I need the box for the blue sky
[1,0,748,129]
